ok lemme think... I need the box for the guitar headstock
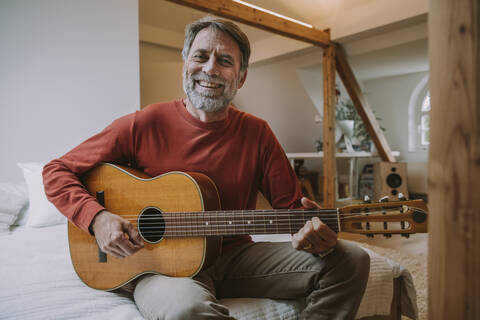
[339,199,428,237]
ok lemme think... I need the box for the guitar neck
[139,199,429,240]
[157,209,340,237]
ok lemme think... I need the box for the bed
[0,163,418,319]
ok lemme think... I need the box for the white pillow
[0,182,28,232]
[17,162,66,228]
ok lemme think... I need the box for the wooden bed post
[323,44,337,208]
[428,0,480,319]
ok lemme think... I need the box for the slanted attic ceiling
[139,0,428,79]
[139,0,428,44]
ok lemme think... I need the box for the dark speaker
[373,162,409,201]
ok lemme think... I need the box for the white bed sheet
[0,225,417,319]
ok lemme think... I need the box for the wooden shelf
[286,151,400,202]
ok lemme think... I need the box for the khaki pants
[133,240,370,320]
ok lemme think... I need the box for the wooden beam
[164,0,330,48]
[334,42,396,162]
[428,0,480,319]
[323,45,337,208]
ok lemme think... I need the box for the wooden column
[428,0,480,319]
[323,45,337,208]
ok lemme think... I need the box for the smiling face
[182,27,247,113]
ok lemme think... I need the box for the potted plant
[336,93,385,151]
[315,91,385,152]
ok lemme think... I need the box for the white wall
[363,71,429,163]
[139,42,322,154]
[140,42,184,107]
[362,71,429,193]
[234,49,323,154]
[0,0,140,182]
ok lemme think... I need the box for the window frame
[408,74,430,153]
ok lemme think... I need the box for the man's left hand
[291,197,338,255]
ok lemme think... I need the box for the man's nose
[202,56,220,76]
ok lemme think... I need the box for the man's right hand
[91,210,144,258]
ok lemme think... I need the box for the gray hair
[182,16,251,71]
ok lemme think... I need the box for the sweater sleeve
[42,113,136,233]
[257,123,303,210]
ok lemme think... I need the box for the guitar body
[68,163,222,291]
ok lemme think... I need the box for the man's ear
[237,69,248,89]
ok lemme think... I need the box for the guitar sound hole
[138,207,165,243]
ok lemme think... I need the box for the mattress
[0,225,417,319]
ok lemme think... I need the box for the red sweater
[43,100,303,246]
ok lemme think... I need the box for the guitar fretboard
[151,209,340,237]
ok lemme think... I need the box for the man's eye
[221,58,233,65]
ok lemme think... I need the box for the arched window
[408,74,430,152]
[419,91,430,147]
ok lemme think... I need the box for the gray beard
[183,72,238,113]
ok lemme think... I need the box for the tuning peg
[379,196,389,202]
[398,193,407,201]
[401,234,410,238]
[363,195,371,203]
[383,234,392,238]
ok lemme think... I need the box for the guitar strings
[135,224,402,232]
[116,208,400,216]
[117,211,400,222]
[130,220,377,227]
[126,218,406,235]
[119,215,399,224]
[129,216,397,223]
[120,217,351,223]
[95,208,405,235]
[130,225,345,234]
[117,213,365,220]
[118,211,344,217]
[134,220,345,227]
[121,214,348,219]
[116,207,402,219]
[136,224,407,236]
[122,217,344,224]
[117,213,357,219]
[115,219,408,235]
[114,205,404,214]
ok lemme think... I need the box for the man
[43,16,369,319]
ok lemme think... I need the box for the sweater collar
[175,99,232,130]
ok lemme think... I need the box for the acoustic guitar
[69,163,428,291]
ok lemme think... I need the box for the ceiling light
[232,0,313,29]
